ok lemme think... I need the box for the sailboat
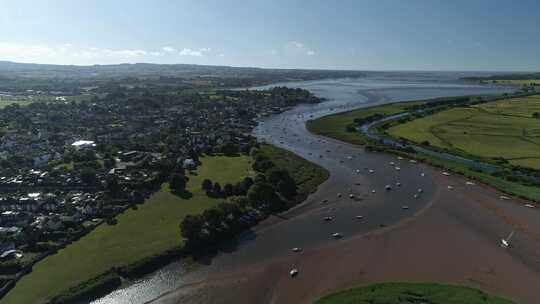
[501,231,514,248]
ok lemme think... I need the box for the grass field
[259,144,329,197]
[306,102,417,145]
[388,95,540,169]
[1,155,253,304]
[315,283,514,304]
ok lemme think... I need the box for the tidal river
[92,72,513,304]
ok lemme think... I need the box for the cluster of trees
[201,177,254,198]
[180,200,256,250]
[533,112,540,118]
[180,149,300,249]
[250,150,298,202]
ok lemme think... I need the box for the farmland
[388,94,540,170]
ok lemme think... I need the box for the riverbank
[307,92,540,203]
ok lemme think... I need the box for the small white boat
[466,181,475,186]
[355,215,364,219]
[371,189,376,193]
[395,167,401,171]
[414,194,419,199]
[524,204,535,208]
[385,185,392,190]
[349,194,355,199]
[417,188,423,193]
[397,156,404,160]
[290,268,299,277]
[420,173,425,177]
[395,182,401,187]
[409,160,417,164]
[447,185,454,190]
[368,169,375,173]
[402,205,409,210]
[499,195,510,200]
[355,169,361,173]
[389,161,395,166]
[442,171,451,176]
[324,216,333,221]
[292,247,302,252]
[332,232,343,239]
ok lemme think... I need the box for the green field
[306,102,417,145]
[315,283,513,304]
[388,94,540,170]
[1,155,253,304]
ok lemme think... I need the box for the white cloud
[178,47,211,57]
[219,53,225,57]
[150,51,164,57]
[0,42,213,64]
[291,41,304,49]
[284,41,316,57]
[162,46,177,53]
[110,49,147,57]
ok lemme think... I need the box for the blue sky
[1,0,539,71]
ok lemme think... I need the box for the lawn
[388,94,540,169]
[1,155,253,304]
[306,102,416,145]
[315,282,514,304]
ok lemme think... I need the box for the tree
[241,177,254,191]
[533,112,540,118]
[170,172,187,193]
[213,182,222,195]
[247,182,276,209]
[201,208,224,237]
[253,155,274,172]
[80,167,98,184]
[223,183,234,197]
[266,167,297,198]
[202,179,213,192]
[106,175,120,196]
[180,214,205,246]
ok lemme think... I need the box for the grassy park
[388,94,540,169]
[315,283,514,304]
[1,155,254,304]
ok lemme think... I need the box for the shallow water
[92,72,512,304]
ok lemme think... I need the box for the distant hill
[0,61,365,81]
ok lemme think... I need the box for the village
[0,86,320,281]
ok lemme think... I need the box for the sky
[1,0,539,71]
